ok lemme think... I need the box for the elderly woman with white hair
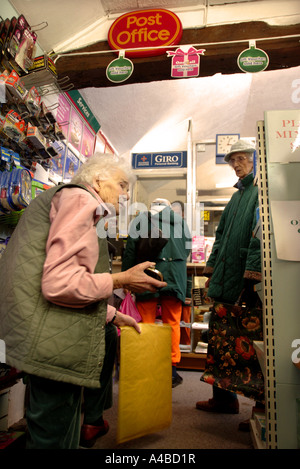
[0,153,166,449]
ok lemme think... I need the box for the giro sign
[108,9,183,58]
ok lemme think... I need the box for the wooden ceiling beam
[55,21,300,89]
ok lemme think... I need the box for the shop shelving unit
[256,112,300,449]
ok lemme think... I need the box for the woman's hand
[111,262,167,293]
[113,311,141,333]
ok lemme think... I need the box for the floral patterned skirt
[201,301,265,403]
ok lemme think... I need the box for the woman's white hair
[71,152,135,185]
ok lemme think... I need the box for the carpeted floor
[92,370,254,450]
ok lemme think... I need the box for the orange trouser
[136,296,182,365]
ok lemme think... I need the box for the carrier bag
[201,301,265,403]
[119,292,142,323]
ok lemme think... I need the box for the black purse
[135,212,168,263]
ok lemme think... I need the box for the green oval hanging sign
[106,53,134,83]
[238,44,269,73]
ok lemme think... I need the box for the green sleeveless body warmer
[0,184,109,388]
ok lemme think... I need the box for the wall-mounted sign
[265,109,300,163]
[108,9,182,58]
[167,46,205,78]
[106,51,134,83]
[237,41,269,73]
[57,93,97,158]
[132,151,187,169]
[67,90,100,133]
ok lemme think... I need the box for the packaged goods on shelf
[21,54,58,88]
[3,70,28,100]
[0,168,32,212]
[1,110,26,143]
[26,123,47,150]
[253,411,266,442]
[1,15,37,73]
[194,341,208,354]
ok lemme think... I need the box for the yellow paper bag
[117,323,172,444]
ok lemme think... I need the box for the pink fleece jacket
[41,184,116,322]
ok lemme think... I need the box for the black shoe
[172,373,183,388]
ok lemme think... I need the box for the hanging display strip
[257,120,277,449]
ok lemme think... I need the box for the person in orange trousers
[136,296,183,365]
[122,198,191,388]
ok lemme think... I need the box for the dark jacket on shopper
[122,206,191,303]
[203,172,261,303]
[0,184,108,388]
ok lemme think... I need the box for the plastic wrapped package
[0,168,32,212]
[0,171,11,213]
[117,323,172,444]
[7,168,32,210]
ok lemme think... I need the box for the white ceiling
[6,0,300,195]
[8,0,299,53]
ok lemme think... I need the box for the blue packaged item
[7,168,32,211]
[0,171,12,213]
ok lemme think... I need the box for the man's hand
[205,277,211,288]
[113,311,141,333]
[111,262,167,293]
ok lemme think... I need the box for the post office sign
[108,9,182,58]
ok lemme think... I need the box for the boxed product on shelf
[3,70,28,100]
[205,236,215,261]
[2,109,26,142]
[194,341,208,354]
[24,86,41,113]
[6,14,37,73]
[0,146,12,169]
[191,235,205,263]
[31,179,51,199]
[26,123,47,149]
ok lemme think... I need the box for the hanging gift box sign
[106,51,134,83]
[167,46,205,78]
[237,41,269,73]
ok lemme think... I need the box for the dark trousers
[26,323,117,449]
[213,386,237,402]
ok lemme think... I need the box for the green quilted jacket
[0,184,108,388]
[122,207,191,303]
[203,173,261,303]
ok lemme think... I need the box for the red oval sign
[108,9,182,58]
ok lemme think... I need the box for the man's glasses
[228,155,248,166]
